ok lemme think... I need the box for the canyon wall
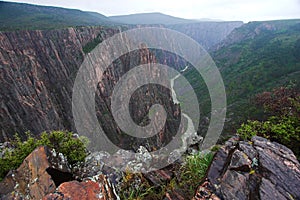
[0,27,117,141]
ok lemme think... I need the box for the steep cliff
[0,26,183,150]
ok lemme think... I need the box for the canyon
[0,2,300,199]
[0,22,242,145]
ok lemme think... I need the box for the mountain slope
[0,1,116,31]
[214,19,300,101]
[168,21,243,50]
[109,12,197,25]
[214,19,300,128]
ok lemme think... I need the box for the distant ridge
[109,12,199,25]
[0,1,240,31]
[0,1,117,31]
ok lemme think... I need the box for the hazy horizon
[2,0,300,23]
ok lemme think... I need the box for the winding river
[170,68,200,155]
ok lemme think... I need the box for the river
[169,69,201,156]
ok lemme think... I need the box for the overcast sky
[4,0,300,22]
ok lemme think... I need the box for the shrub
[210,145,221,152]
[255,86,299,116]
[238,87,300,158]
[0,131,88,181]
[238,115,300,158]
[38,131,89,164]
[237,120,265,141]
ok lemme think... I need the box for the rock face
[193,180,220,200]
[0,146,72,199]
[213,21,281,51]
[206,136,300,200]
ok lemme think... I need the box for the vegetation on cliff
[182,19,300,135]
[0,131,88,181]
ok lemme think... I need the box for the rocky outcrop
[205,136,300,200]
[0,146,72,199]
[1,136,299,199]
[0,146,119,200]
[193,180,220,200]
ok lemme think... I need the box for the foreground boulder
[206,136,300,200]
[43,174,118,200]
[0,146,73,199]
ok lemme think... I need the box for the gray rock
[207,136,300,200]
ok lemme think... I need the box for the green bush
[38,131,89,164]
[238,115,300,158]
[210,145,221,152]
[0,132,37,181]
[237,120,265,141]
[0,131,88,181]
